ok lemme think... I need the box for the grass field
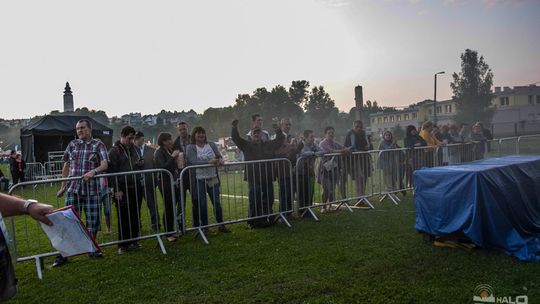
[6,195,540,304]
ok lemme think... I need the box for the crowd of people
[3,117,494,270]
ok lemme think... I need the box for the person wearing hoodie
[108,125,144,254]
[404,125,427,188]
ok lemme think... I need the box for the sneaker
[218,225,231,233]
[202,228,210,236]
[117,247,128,255]
[88,251,103,259]
[166,236,177,242]
[128,242,142,250]
[51,255,68,268]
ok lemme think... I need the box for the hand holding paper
[40,207,100,257]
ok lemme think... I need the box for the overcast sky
[1,0,538,119]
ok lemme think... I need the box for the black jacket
[231,126,284,184]
[108,141,142,190]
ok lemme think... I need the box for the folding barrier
[517,134,540,155]
[44,160,65,179]
[295,151,378,218]
[375,148,408,205]
[179,158,294,244]
[497,137,519,157]
[7,168,176,279]
[6,134,539,280]
[22,162,47,182]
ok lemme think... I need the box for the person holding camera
[186,126,230,235]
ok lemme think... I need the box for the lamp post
[433,71,445,124]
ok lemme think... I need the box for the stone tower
[354,85,363,121]
[63,82,74,112]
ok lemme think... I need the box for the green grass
[7,196,540,304]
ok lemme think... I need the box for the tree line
[1,48,495,149]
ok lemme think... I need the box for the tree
[289,80,310,108]
[392,124,405,140]
[450,49,494,125]
[269,85,303,122]
[349,100,383,126]
[305,86,336,128]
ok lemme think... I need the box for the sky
[1,0,539,119]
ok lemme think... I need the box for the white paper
[40,208,99,257]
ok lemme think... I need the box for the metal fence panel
[179,158,293,243]
[7,168,176,279]
[518,135,540,155]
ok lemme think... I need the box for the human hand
[82,170,96,181]
[115,191,124,201]
[56,186,66,198]
[28,202,54,226]
[232,120,239,128]
[172,150,180,158]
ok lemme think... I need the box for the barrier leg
[379,193,400,205]
[156,235,167,255]
[35,257,43,280]
[306,208,319,221]
[277,213,292,228]
[354,197,374,209]
[336,201,354,213]
[299,208,319,221]
[196,228,209,245]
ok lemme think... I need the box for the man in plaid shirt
[52,119,109,267]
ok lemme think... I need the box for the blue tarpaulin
[414,155,540,262]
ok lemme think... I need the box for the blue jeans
[193,179,223,227]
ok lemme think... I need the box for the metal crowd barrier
[497,137,519,157]
[44,160,66,179]
[295,150,380,218]
[179,158,294,244]
[7,168,176,280]
[24,162,47,182]
[6,134,538,280]
[517,134,540,155]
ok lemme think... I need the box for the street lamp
[433,71,445,124]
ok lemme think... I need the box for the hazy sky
[1,0,538,119]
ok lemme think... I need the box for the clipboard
[40,206,101,257]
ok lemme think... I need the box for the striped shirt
[63,138,109,195]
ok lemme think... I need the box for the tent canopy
[21,115,113,163]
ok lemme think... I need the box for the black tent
[21,115,113,163]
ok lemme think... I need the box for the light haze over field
[1,0,538,119]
